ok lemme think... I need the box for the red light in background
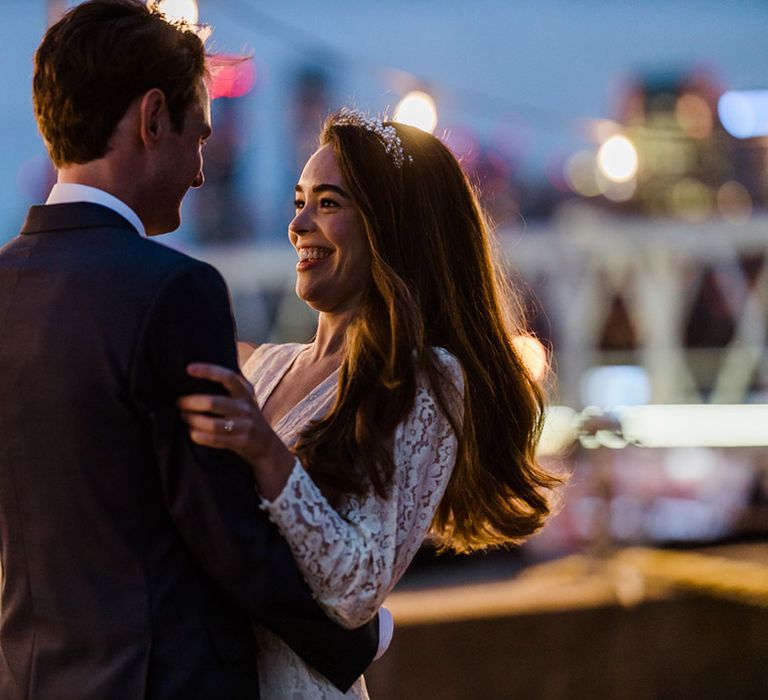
[209,56,256,100]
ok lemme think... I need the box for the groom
[0,2,383,698]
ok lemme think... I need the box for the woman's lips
[296,246,333,271]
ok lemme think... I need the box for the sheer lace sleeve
[261,348,464,628]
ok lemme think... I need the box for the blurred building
[617,69,764,221]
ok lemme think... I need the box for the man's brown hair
[33,0,207,168]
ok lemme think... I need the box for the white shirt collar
[45,183,146,237]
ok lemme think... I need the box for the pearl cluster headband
[332,108,412,168]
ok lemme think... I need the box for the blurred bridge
[193,213,768,407]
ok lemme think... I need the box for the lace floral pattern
[242,344,464,700]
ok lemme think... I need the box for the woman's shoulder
[420,347,465,418]
[431,346,460,370]
[430,347,464,389]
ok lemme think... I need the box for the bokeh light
[596,135,638,183]
[668,177,712,222]
[160,0,199,24]
[675,94,713,139]
[717,181,752,224]
[513,336,549,382]
[394,91,438,134]
[718,90,768,139]
[209,58,256,100]
[580,366,651,407]
[564,151,604,197]
[602,177,637,203]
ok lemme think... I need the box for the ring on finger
[223,419,235,433]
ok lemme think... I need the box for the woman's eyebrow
[294,183,351,199]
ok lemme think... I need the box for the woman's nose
[289,208,313,236]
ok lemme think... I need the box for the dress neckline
[256,344,340,436]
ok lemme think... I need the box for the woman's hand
[178,363,296,500]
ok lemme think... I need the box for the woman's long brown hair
[292,112,562,553]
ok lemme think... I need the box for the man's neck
[57,161,137,210]
[56,159,152,235]
[48,181,146,237]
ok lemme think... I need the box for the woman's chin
[298,294,360,316]
[295,280,365,315]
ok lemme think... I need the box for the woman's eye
[320,198,339,208]
[294,199,305,210]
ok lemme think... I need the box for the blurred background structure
[3,1,768,697]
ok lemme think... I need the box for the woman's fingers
[177,394,251,416]
[189,429,248,450]
[180,411,240,433]
[181,412,252,450]
[187,363,253,400]
[179,364,277,463]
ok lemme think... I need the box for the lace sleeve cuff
[258,456,301,509]
[258,457,324,524]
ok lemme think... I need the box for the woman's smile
[296,246,334,271]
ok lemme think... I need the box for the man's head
[33,0,212,234]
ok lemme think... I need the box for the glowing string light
[597,135,638,183]
[160,0,199,24]
[394,91,438,134]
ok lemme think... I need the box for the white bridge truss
[193,213,768,409]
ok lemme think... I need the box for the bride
[178,109,562,698]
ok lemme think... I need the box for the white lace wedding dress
[242,343,464,699]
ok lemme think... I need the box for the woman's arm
[178,350,464,628]
[263,369,460,627]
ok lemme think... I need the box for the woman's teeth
[298,247,332,261]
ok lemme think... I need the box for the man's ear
[138,88,169,149]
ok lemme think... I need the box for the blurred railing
[533,401,768,598]
[192,213,768,407]
[539,403,768,454]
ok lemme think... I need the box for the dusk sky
[2,0,766,241]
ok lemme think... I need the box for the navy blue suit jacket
[0,203,378,699]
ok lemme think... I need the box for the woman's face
[289,144,371,314]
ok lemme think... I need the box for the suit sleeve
[131,260,378,691]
